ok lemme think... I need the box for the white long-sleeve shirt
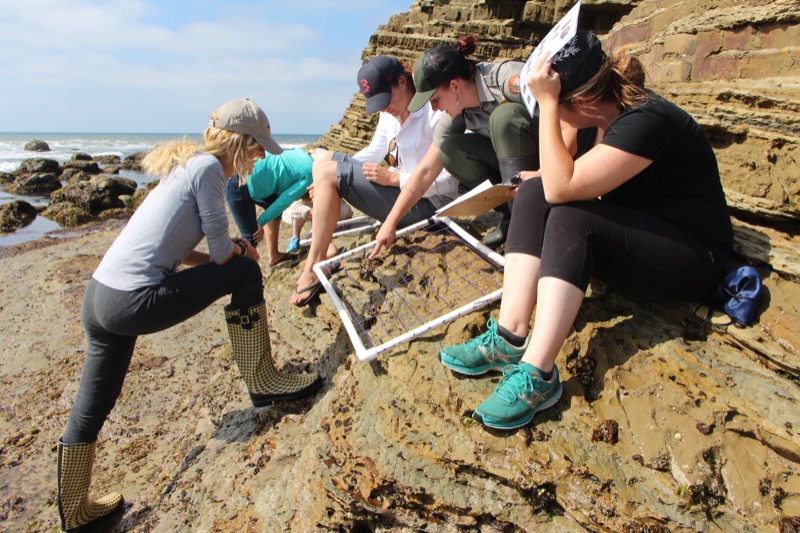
[353,102,458,201]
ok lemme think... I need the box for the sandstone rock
[59,168,91,185]
[70,152,93,161]
[95,155,122,165]
[100,165,120,175]
[111,176,138,192]
[40,203,92,227]
[604,0,800,222]
[0,171,15,186]
[122,152,146,172]
[118,194,134,209]
[15,157,60,176]
[0,200,37,232]
[132,181,158,209]
[62,159,101,174]
[11,173,62,195]
[116,225,799,532]
[23,140,50,152]
[50,175,137,215]
[132,189,150,210]
[97,207,134,220]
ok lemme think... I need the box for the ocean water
[0,132,321,247]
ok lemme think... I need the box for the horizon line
[0,131,324,137]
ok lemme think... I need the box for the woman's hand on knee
[242,239,260,261]
[363,163,399,187]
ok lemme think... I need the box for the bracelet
[235,241,247,255]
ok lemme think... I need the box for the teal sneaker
[286,236,300,253]
[439,318,527,376]
[473,363,562,430]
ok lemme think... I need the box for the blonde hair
[142,111,263,182]
[561,48,648,113]
[141,138,198,177]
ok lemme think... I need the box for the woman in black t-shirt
[439,32,733,431]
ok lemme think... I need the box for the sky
[0,0,413,134]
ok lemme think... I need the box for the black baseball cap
[357,56,404,115]
[551,31,607,98]
[407,45,467,113]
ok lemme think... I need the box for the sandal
[290,280,324,307]
[289,263,342,308]
[270,252,299,267]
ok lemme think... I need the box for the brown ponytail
[454,35,477,56]
[451,35,478,81]
[610,53,648,109]
[561,49,648,112]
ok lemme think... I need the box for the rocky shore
[0,151,148,233]
[0,208,797,532]
[0,0,798,532]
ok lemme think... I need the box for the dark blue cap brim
[364,91,392,115]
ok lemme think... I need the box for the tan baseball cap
[211,98,283,154]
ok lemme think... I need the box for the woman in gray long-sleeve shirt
[55,99,322,532]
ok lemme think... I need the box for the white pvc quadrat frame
[312,217,505,361]
[299,215,380,247]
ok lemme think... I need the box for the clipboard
[434,179,517,217]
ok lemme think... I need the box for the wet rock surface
[121,152,146,172]
[0,212,796,532]
[0,200,38,232]
[24,140,51,152]
[62,159,101,174]
[15,157,61,175]
[4,153,142,229]
[48,175,137,220]
[10,173,62,195]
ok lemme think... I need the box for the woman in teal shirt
[226,148,312,266]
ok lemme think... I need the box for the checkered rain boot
[57,438,123,531]
[224,301,322,406]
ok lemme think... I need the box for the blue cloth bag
[711,265,763,327]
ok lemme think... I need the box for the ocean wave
[0,132,321,245]
[0,132,319,172]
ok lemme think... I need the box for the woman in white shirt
[289,56,457,306]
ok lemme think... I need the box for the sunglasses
[385,138,399,168]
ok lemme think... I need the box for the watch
[235,241,247,255]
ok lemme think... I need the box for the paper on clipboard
[434,179,517,218]
[519,1,582,116]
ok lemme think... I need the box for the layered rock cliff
[320,0,799,277]
[0,1,798,532]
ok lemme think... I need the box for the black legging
[62,255,263,444]
[506,178,725,302]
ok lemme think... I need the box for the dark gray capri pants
[506,177,726,301]
[62,255,263,444]
[332,152,450,228]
